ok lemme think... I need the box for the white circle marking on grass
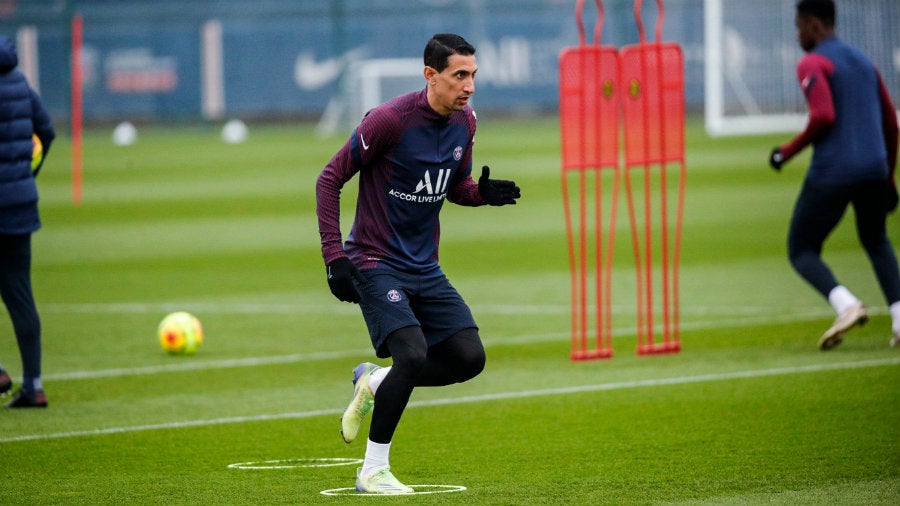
[320,484,467,496]
[228,457,362,469]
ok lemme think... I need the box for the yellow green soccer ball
[158,312,204,355]
[31,134,42,172]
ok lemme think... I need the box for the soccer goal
[704,0,900,137]
[316,58,424,137]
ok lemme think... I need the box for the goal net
[316,58,424,137]
[704,0,900,136]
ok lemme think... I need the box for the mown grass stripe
[3,357,896,444]
[33,307,873,382]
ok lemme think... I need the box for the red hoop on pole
[575,0,604,47]
[633,0,665,44]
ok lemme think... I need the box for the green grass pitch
[0,116,897,504]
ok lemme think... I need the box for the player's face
[794,14,818,52]
[427,54,477,116]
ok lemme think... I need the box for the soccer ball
[112,121,138,146]
[221,119,248,144]
[158,312,204,355]
[31,134,43,172]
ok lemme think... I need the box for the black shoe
[0,372,11,395]
[5,389,47,408]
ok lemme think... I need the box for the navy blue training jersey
[781,36,897,184]
[317,88,484,274]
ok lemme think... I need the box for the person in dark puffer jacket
[0,34,55,408]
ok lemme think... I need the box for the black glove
[326,257,367,303]
[478,166,520,206]
[885,180,898,214]
[769,147,784,171]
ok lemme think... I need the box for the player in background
[316,33,520,494]
[0,35,55,407]
[769,0,900,350]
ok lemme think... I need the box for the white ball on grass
[112,121,137,146]
[221,119,248,144]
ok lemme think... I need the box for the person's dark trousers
[788,179,900,304]
[0,233,41,388]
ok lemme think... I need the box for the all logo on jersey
[414,168,451,195]
[388,168,451,204]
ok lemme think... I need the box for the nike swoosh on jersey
[360,133,370,150]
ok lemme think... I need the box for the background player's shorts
[356,268,477,358]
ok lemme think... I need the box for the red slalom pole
[71,13,83,206]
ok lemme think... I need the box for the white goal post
[316,58,424,137]
[704,0,900,137]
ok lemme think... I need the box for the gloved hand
[769,147,784,172]
[326,257,367,303]
[478,166,521,206]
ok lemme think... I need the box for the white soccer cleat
[355,466,413,494]
[340,362,378,444]
[890,332,900,348]
[818,302,868,351]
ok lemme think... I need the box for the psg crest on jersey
[386,289,402,302]
[453,146,463,161]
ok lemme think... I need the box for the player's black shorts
[356,268,477,358]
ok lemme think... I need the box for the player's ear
[424,66,437,83]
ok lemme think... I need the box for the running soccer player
[315,33,520,494]
[769,0,900,350]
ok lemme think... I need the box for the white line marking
[0,409,336,443]
[41,302,360,315]
[320,484,467,496]
[31,301,869,382]
[43,349,372,381]
[44,301,878,318]
[35,306,868,382]
[3,357,896,444]
[411,357,900,407]
[228,458,362,469]
[38,304,868,381]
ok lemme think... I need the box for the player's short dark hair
[424,33,475,72]
[796,0,835,27]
